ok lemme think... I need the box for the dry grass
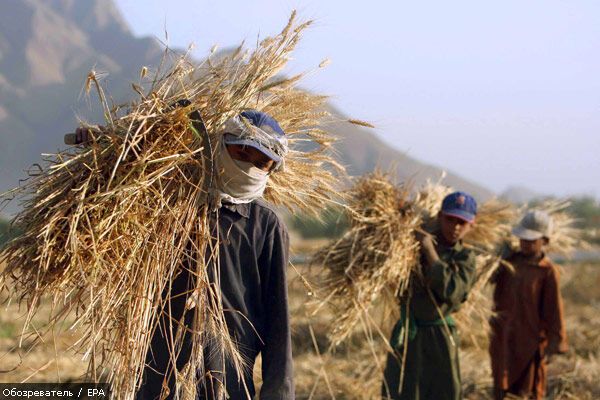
[2,258,598,399]
[0,12,351,399]
[292,260,600,399]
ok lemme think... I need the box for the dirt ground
[1,257,599,399]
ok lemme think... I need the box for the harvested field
[1,257,599,398]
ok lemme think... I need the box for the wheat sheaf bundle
[311,171,419,347]
[312,171,518,347]
[0,13,349,400]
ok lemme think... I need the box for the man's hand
[64,127,100,145]
[415,229,440,266]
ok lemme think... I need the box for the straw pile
[464,199,517,252]
[0,12,350,400]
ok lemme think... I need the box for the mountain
[0,0,493,215]
[0,0,165,213]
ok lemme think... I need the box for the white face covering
[214,140,269,204]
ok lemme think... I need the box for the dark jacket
[138,199,293,400]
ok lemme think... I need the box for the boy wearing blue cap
[382,192,478,400]
[67,110,294,400]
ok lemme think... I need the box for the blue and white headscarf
[220,110,289,172]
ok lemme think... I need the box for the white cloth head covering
[214,137,269,205]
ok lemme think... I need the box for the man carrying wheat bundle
[68,110,294,400]
[382,191,478,400]
[1,13,353,399]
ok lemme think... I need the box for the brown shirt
[489,252,568,389]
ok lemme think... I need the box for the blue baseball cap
[441,191,477,222]
[222,110,288,167]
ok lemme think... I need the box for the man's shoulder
[252,198,279,217]
[539,256,562,280]
[539,255,555,268]
[252,199,287,229]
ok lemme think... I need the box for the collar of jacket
[221,201,251,218]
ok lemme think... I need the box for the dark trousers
[382,323,461,400]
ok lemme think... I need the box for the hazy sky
[114,0,600,198]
